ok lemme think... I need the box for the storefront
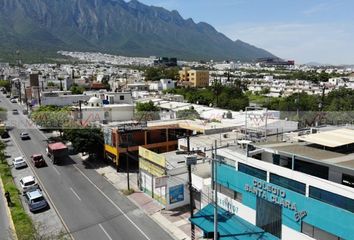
[138,147,189,210]
[195,162,354,240]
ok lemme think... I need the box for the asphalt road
[1,94,173,240]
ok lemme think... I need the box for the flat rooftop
[193,162,212,179]
[268,144,344,161]
[161,151,187,170]
[296,128,354,148]
[259,142,354,172]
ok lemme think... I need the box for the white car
[13,156,27,169]
[20,132,30,140]
[10,98,17,103]
[19,176,38,192]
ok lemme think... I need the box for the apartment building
[179,67,209,87]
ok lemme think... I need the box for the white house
[72,97,134,124]
[41,92,91,106]
[149,79,175,91]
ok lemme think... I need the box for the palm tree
[211,78,223,107]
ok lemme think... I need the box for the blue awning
[190,204,279,240]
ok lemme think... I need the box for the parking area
[2,137,65,237]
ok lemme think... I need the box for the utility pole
[78,100,83,125]
[186,135,195,240]
[37,86,41,106]
[59,79,63,91]
[17,80,22,104]
[23,82,29,112]
[244,107,248,140]
[213,140,218,240]
[126,142,130,191]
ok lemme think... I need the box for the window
[294,159,328,180]
[301,222,313,237]
[270,173,306,195]
[302,222,342,240]
[120,95,124,100]
[309,186,354,213]
[217,183,242,203]
[342,174,354,188]
[238,162,267,180]
[273,154,292,169]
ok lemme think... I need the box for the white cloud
[218,22,354,64]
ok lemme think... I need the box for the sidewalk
[0,168,17,240]
[86,157,204,240]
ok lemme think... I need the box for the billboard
[140,159,165,177]
[169,184,184,204]
[139,146,166,167]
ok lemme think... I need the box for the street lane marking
[73,165,152,240]
[53,166,61,175]
[70,187,82,201]
[9,131,74,240]
[99,224,113,240]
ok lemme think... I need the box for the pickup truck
[46,142,68,164]
[31,154,46,168]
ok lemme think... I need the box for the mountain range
[0,0,275,62]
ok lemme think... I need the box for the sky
[138,0,354,65]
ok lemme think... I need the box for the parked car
[6,94,10,98]
[19,176,38,192]
[31,154,45,167]
[24,189,48,212]
[10,98,17,103]
[1,130,10,139]
[12,156,27,169]
[12,109,19,115]
[20,132,30,140]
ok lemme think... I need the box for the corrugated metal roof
[296,128,354,148]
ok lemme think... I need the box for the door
[256,197,282,238]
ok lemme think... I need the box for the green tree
[47,82,57,87]
[135,101,160,121]
[324,88,354,111]
[70,84,85,94]
[176,107,200,120]
[211,79,223,107]
[136,101,159,112]
[260,87,270,95]
[0,80,11,92]
[144,67,180,81]
[31,106,71,130]
[63,126,103,156]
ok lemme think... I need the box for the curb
[9,132,74,240]
[0,173,18,240]
[127,194,180,240]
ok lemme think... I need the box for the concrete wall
[79,105,134,123]
[166,173,189,210]
[41,95,91,106]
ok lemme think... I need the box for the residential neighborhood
[1,1,354,240]
[1,52,354,240]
